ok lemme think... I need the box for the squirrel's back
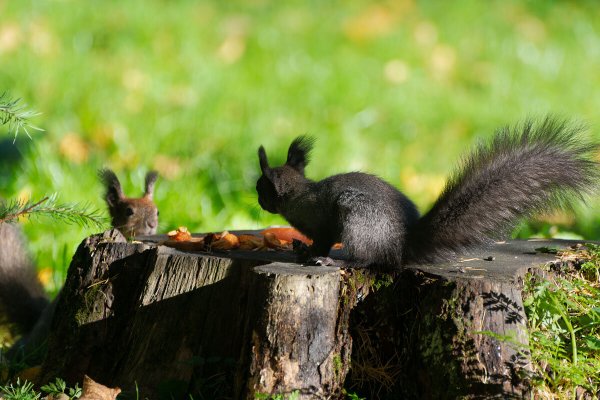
[318,172,420,266]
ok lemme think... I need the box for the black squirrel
[256,117,599,269]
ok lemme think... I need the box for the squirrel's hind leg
[339,205,404,270]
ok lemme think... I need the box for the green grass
[40,378,81,400]
[1,0,600,291]
[0,379,40,400]
[255,391,299,400]
[524,245,600,398]
[0,378,81,400]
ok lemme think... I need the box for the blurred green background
[1,0,600,294]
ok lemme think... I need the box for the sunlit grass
[524,245,600,398]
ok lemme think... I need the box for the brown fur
[98,169,159,237]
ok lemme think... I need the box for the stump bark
[238,263,348,398]
[40,230,573,399]
[40,230,358,399]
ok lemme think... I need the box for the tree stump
[40,230,574,399]
[237,263,349,398]
[40,230,359,399]
[346,240,580,400]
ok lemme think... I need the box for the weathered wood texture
[348,240,565,399]
[40,230,572,399]
[40,230,356,399]
[237,263,350,399]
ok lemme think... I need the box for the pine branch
[0,194,107,229]
[0,92,44,142]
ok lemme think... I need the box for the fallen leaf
[343,5,396,41]
[59,133,89,164]
[384,59,410,84]
[153,154,184,180]
[47,393,70,400]
[15,365,41,384]
[429,44,456,80]
[0,23,23,54]
[37,267,53,286]
[79,375,121,400]
[413,20,438,46]
[217,36,246,64]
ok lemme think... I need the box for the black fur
[286,136,315,174]
[404,117,599,263]
[256,117,599,270]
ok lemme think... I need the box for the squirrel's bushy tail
[404,117,599,264]
[0,223,49,332]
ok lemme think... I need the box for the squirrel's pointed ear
[144,171,158,200]
[286,136,315,175]
[258,146,270,174]
[98,168,124,207]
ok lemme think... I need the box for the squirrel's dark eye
[126,207,134,216]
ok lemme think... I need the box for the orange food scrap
[164,238,205,251]
[163,227,205,250]
[210,231,240,250]
[167,226,192,242]
[162,228,320,253]
[238,234,265,250]
[263,232,292,250]
[260,227,312,245]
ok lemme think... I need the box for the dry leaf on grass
[79,375,121,400]
[46,394,70,400]
[15,365,41,384]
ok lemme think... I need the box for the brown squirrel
[2,169,160,361]
[98,169,159,237]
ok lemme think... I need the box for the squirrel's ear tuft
[98,168,123,207]
[286,136,315,174]
[258,145,270,173]
[144,171,158,199]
